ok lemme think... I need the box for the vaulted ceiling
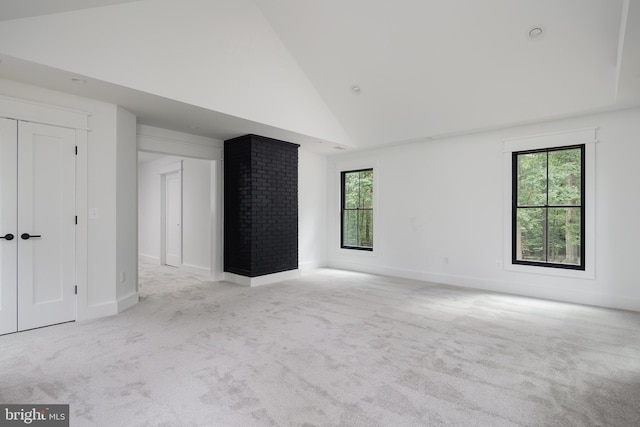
[0,0,638,153]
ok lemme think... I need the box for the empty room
[1,1,639,426]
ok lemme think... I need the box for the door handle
[0,233,14,241]
[21,233,42,240]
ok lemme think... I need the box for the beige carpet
[1,264,639,426]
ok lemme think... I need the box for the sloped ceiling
[0,0,143,21]
[254,0,637,147]
[0,0,639,152]
[0,0,352,152]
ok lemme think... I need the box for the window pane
[342,210,358,247]
[517,152,547,206]
[341,168,373,250]
[547,207,581,265]
[344,172,359,209]
[548,148,581,206]
[516,208,545,262]
[358,170,373,209]
[357,209,373,248]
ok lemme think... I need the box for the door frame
[0,94,88,328]
[161,167,182,267]
[137,125,223,281]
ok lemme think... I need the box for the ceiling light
[333,146,346,150]
[71,77,87,84]
[528,27,544,39]
[351,85,361,94]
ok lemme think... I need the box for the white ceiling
[254,0,636,146]
[1,0,639,152]
[0,0,143,21]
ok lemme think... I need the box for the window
[341,169,373,250]
[512,145,585,270]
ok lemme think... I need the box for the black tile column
[224,134,299,277]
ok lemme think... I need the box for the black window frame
[341,168,374,251]
[512,144,585,270]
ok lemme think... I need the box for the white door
[164,171,182,267]
[0,118,18,335]
[0,119,76,334]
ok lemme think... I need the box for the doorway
[137,152,218,288]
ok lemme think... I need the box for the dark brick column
[224,134,299,277]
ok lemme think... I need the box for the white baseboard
[224,269,302,287]
[179,263,211,278]
[117,292,139,313]
[138,254,160,265]
[77,301,118,322]
[327,260,640,312]
[299,261,327,271]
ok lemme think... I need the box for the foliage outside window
[513,145,585,270]
[341,169,373,250]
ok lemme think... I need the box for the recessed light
[71,77,87,84]
[528,27,544,39]
[351,85,361,94]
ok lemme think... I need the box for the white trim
[503,127,597,152]
[211,161,223,282]
[502,128,596,279]
[138,254,160,265]
[117,292,139,313]
[327,261,640,312]
[614,0,630,101]
[137,124,223,147]
[75,129,90,321]
[179,263,211,278]
[334,157,381,257]
[224,269,301,287]
[81,301,117,320]
[0,94,90,130]
[160,167,183,267]
[137,124,222,161]
[299,260,327,270]
[153,160,182,175]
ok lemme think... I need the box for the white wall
[299,149,328,269]
[182,158,212,273]
[328,107,640,312]
[0,78,136,319]
[138,155,213,276]
[115,106,138,310]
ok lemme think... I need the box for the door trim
[161,165,182,267]
[0,95,89,131]
[0,118,18,335]
[0,96,89,325]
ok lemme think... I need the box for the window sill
[504,262,594,279]
[337,247,379,257]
